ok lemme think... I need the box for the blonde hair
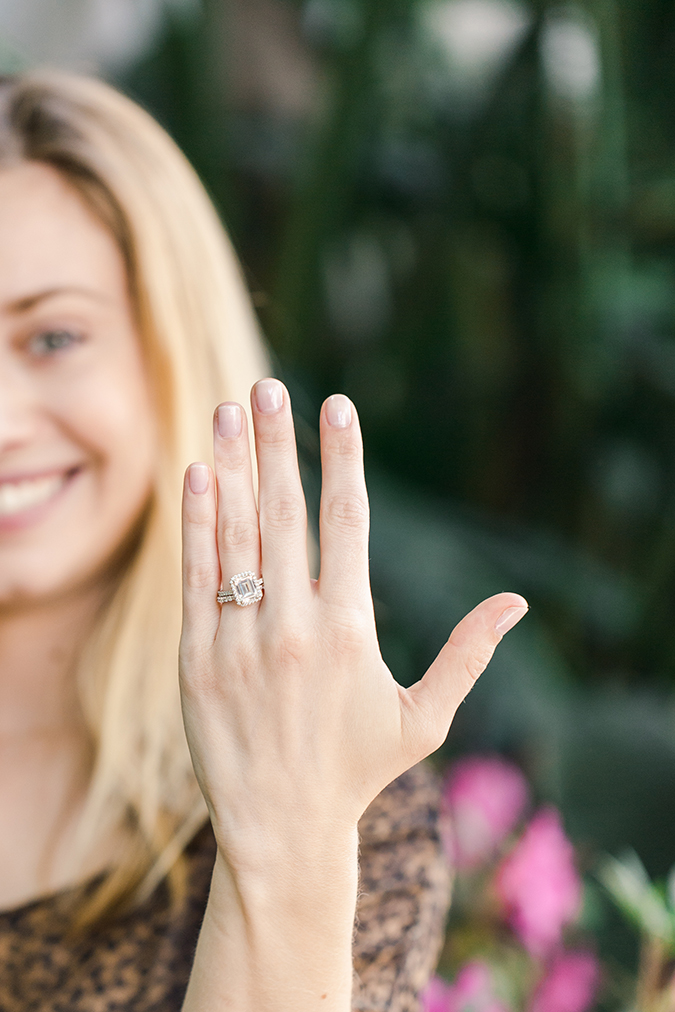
[0,71,270,923]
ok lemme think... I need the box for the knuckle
[464,644,495,684]
[220,516,259,552]
[268,625,312,668]
[185,560,219,590]
[180,662,219,698]
[322,492,369,531]
[333,438,363,464]
[179,644,215,692]
[256,422,291,449]
[327,606,370,652]
[263,494,306,531]
[180,642,209,675]
[216,439,249,469]
[185,505,213,529]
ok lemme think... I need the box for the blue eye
[28,330,82,356]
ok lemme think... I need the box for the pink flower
[449,962,511,1012]
[420,975,455,1012]
[420,965,511,1012]
[495,808,582,956]
[529,950,600,1012]
[442,755,529,869]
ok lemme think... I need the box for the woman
[0,71,527,1010]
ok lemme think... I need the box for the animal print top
[0,763,451,1012]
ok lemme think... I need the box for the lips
[0,470,74,518]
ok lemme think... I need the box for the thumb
[403,592,528,757]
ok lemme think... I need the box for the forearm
[182,829,359,1012]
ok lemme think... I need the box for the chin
[0,541,119,610]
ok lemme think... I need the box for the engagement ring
[217,572,264,606]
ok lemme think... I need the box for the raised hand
[178,379,527,1012]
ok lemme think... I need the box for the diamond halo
[217,571,264,607]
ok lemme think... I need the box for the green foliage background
[59,0,675,983]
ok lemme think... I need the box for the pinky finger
[181,462,221,649]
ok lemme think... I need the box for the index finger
[317,395,371,607]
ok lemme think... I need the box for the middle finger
[252,379,311,606]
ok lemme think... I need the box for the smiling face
[0,161,157,607]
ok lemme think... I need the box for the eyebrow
[4,286,109,314]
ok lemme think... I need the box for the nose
[0,358,41,451]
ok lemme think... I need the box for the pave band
[217,571,264,607]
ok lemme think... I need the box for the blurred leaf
[599,852,675,946]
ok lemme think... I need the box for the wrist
[210,823,360,926]
[182,828,359,1012]
[209,806,360,884]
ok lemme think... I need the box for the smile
[0,472,71,517]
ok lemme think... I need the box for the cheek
[0,366,159,605]
[56,363,158,525]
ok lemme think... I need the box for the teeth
[0,474,67,517]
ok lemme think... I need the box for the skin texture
[0,162,157,906]
[0,160,528,1006]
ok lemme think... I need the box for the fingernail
[188,463,209,495]
[325,394,352,428]
[254,379,284,414]
[495,604,529,636]
[216,403,242,438]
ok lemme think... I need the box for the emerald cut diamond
[230,571,263,606]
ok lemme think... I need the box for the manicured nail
[325,394,352,428]
[188,463,209,495]
[495,604,529,636]
[216,403,242,438]
[254,379,284,414]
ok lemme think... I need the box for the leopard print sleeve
[352,763,453,1012]
[0,764,450,1012]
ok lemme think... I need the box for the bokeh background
[4,0,675,985]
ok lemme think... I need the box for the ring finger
[213,402,261,614]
